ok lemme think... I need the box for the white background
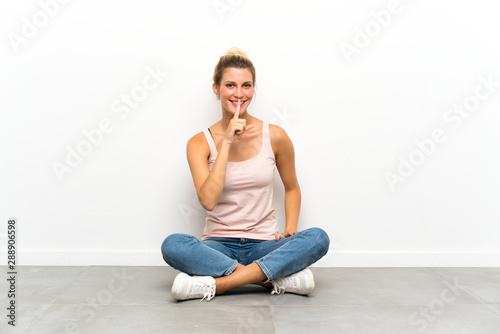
[1,0,499,266]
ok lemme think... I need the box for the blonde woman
[161,48,330,301]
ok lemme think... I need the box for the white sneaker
[270,268,315,295]
[171,273,216,302]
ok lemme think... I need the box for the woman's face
[213,67,254,117]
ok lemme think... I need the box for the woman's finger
[233,99,241,119]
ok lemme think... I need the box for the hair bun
[224,47,248,58]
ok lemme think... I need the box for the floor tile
[0,304,52,334]
[268,267,480,306]
[432,267,500,304]
[53,266,174,305]
[486,304,500,315]
[22,304,275,334]
[5,266,89,306]
[271,304,500,334]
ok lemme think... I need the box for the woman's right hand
[224,99,254,143]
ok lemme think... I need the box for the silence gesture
[225,99,254,143]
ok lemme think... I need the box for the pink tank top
[200,122,279,240]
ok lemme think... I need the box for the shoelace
[200,283,216,302]
[271,276,297,295]
[190,281,216,302]
[271,283,285,295]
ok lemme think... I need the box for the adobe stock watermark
[178,188,206,225]
[340,0,415,64]
[398,277,463,334]
[385,74,499,192]
[269,106,295,129]
[7,0,73,54]
[63,268,133,334]
[213,0,244,20]
[51,64,168,183]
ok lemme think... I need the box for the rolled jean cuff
[224,259,239,276]
[254,260,272,283]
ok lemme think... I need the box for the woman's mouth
[230,100,246,106]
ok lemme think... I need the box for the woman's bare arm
[186,100,253,211]
[270,124,301,240]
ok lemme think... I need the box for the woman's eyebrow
[223,81,253,84]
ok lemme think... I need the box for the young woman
[161,48,330,301]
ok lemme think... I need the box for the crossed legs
[214,263,271,294]
[161,228,330,299]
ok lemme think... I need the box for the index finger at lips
[233,99,240,119]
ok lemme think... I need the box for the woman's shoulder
[188,131,205,143]
[269,123,292,155]
[186,131,210,156]
[269,123,290,142]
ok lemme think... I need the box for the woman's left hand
[275,231,298,241]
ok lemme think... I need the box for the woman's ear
[212,83,220,99]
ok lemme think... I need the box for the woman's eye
[226,84,252,88]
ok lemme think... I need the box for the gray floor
[1,266,500,333]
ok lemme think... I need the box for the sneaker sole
[171,272,189,300]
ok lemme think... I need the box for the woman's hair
[213,47,256,88]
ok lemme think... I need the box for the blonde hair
[213,47,256,88]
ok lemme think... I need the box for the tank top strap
[202,128,218,160]
[262,121,273,153]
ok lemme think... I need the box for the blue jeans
[161,227,330,282]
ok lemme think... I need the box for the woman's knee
[160,233,194,261]
[304,227,330,257]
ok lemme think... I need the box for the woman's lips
[230,100,246,106]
